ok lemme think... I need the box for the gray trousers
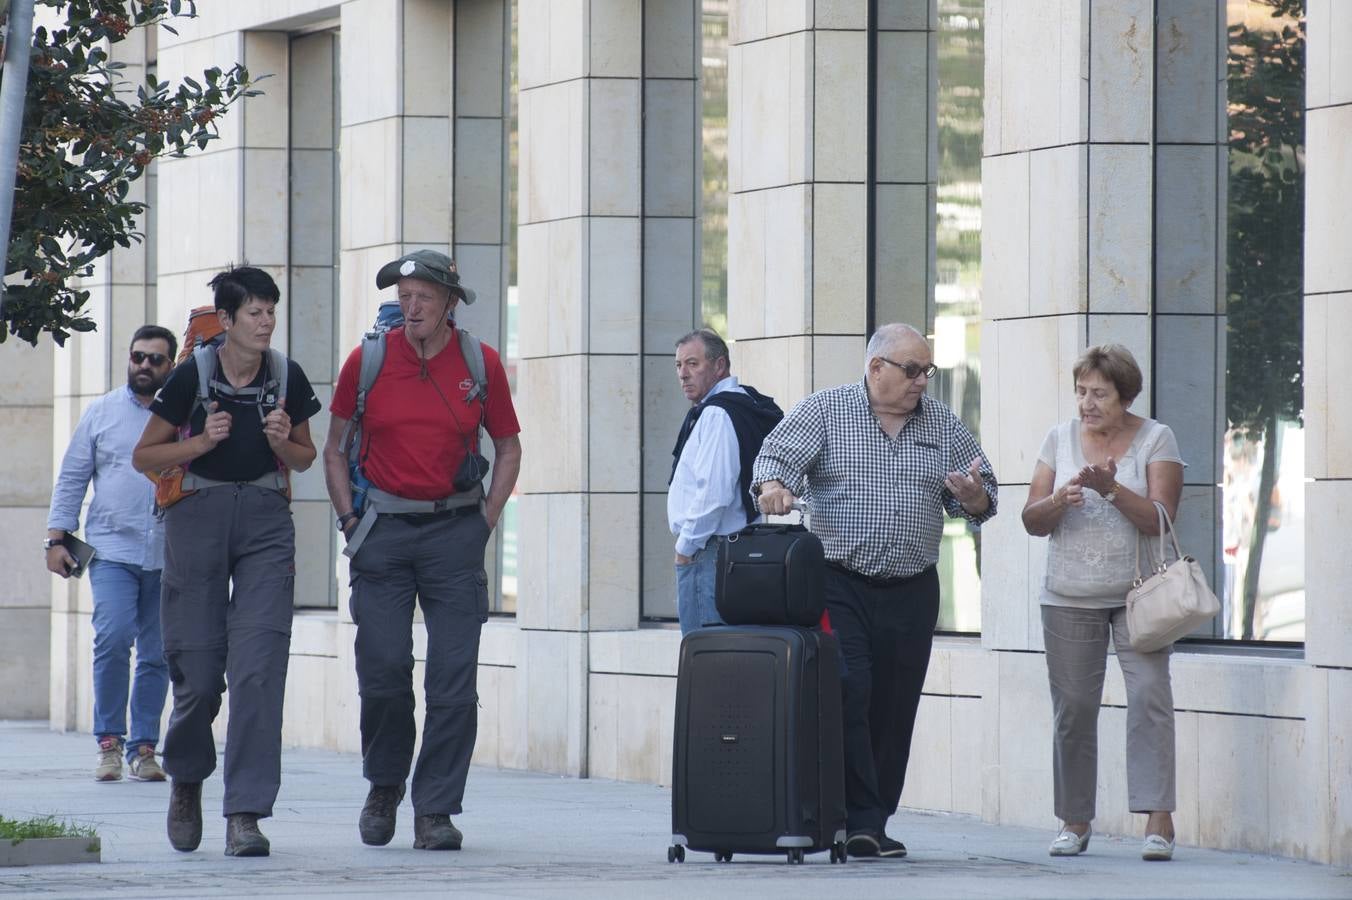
[348,510,490,816]
[1041,605,1176,823]
[160,484,295,818]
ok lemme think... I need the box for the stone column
[979,0,1226,655]
[1304,0,1352,866]
[726,2,891,402]
[515,0,700,775]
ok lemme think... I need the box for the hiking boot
[224,814,270,857]
[95,736,124,782]
[128,745,167,782]
[358,783,406,846]
[413,814,463,850]
[167,780,203,852]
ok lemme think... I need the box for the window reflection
[935,0,984,633]
[1221,0,1304,641]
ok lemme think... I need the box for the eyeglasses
[877,356,937,380]
[130,351,169,366]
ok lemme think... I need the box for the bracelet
[338,511,358,526]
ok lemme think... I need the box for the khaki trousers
[1041,604,1176,823]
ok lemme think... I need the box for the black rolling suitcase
[668,625,847,865]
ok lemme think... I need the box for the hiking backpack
[338,301,489,514]
[148,343,291,511]
[176,305,228,364]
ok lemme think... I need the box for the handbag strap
[1134,501,1185,583]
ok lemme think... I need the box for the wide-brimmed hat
[375,249,476,304]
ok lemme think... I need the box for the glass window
[934,0,984,633]
[701,1,730,332]
[1220,0,1304,640]
[497,0,521,615]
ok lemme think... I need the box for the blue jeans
[88,559,168,760]
[675,536,724,635]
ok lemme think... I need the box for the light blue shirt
[667,376,754,558]
[47,385,164,570]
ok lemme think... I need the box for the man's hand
[262,398,292,452]
[675,552,693,566]
[45,544,76,578]
[756,480,797,516]
[945,457,989,511]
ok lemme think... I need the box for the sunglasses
[130,351,170,366]
[877,356,937,380]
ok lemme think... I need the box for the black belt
[826,561,932,589]
[390,505,480,525]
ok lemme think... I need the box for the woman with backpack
[132,265,322,858]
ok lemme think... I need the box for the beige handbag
[1125,501,1220,653]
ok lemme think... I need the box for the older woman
[1021,344,1184,861]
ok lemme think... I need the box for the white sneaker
[1049,826,1091,856]
[1142,833,1175,861]
[95,736,123,782]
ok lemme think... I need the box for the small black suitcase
[715,523,825,627]
[668,626,847,865]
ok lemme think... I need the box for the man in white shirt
[668,329,782,634]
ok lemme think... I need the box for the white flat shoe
[1049,827,1091,856]
[1142,833,1174,861]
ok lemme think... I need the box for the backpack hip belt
[181,470,289,494]
[343,483,484,559]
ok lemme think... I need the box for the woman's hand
[262,398,292,452]
[1051,476,1085,510]
[1077,457,1117,496]
[202,401,233,449]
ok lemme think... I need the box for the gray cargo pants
[159,484,295,818]
[348,508,490,816]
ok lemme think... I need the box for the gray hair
[675,328,731,367]
[865,323,927,372]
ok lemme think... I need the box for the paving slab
[0,721,1346,898]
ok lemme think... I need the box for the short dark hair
[208,264,281,319]
[676,328,730,368]
[130,324,177,360]
[1073,343,1143,404]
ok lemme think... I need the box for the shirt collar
[698,375,740,403]
[852,378,931,419]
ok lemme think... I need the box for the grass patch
[0,815,98,842]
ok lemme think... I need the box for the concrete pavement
[0,721,1346,898]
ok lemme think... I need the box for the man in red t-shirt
[322,249,521,852]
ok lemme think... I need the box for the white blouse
[1038,418,1185,608]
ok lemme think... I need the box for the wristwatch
[43,537,63,550]
[1103,482,1122,503]
[336,512,358,532]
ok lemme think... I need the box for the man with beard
[46,325,178,783]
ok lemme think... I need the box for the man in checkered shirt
[752,323,998,860]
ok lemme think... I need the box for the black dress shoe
[413,814,463,850]
[878,834,908,858]
[224,813,270,857]
[167,780,203,852]
[846,830,880,857]
[359,783,406,846]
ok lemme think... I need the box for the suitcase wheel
[714,851,733,863]
[667,845,685,863]
[830,841,847,864]
[787,848,805,864]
